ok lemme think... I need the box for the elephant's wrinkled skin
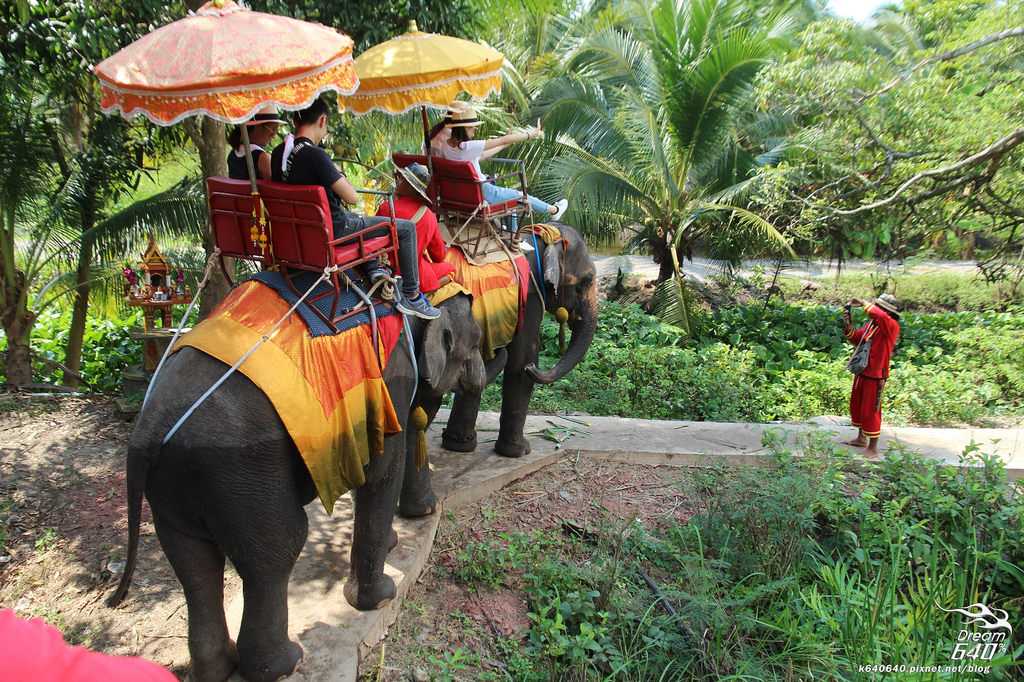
[400,224,597,518]
[107,295,483,682]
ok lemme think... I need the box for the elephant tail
[107,444,149,607]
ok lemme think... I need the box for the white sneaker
[551,199,568,218]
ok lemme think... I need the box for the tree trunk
[650,234,679,283]
[961,230,976,260]
[185,116,232,318]
[63,200,96,388]
[2,272,33,387]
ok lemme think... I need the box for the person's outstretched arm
[481,121,543,154]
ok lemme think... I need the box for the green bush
[1,308,147,392]
[450,439,1024,679]
[483,300,1024,426]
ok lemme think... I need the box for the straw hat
[395,163,431,203]
[246,104,286,126]
[444,102,482,128]
[874,293,901,315]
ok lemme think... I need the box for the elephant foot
[388,527,399,552]
[495,437,531,458]
[344,574,397,611]
[238,640,303,682]
[399,491,438,519]
[189,639,239,682]
[442,428,477,453]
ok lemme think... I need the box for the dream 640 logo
[940,603,1013,662]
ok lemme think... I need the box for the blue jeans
[333,212,421,296]
[482,183,552,230]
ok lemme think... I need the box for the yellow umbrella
[342,21,503,116]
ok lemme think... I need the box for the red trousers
[850,376,885,438]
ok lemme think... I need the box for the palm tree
[531,0,796,332]
[0,80,206,387]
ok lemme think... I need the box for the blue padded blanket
[249,270,394,337]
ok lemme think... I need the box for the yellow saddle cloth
[429,225,562,360]
[430,247,530,360]
[172,280,401,514]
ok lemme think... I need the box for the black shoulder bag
[846,323,875,375]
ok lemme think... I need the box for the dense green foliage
[448,440,1024,679]
[484,300,1024,426]
[754,0,1024,268]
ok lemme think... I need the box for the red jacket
[846,304,900,379]
[0,609,175,681]
[376,196,454,293]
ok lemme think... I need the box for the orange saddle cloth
[429,247,531,360]
[172,280,404,513]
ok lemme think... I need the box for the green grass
[777,269,1022,312]
[446,439,1024,680]
[110,150,199,213]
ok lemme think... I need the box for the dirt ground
[0,396,240,679]
[358,455,697,681]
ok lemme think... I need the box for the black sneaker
[366,264,392,283]
[396,293,441,320]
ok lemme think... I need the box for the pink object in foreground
[0,609,175,681]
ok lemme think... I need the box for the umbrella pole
[421,105,436,206]
[239,124,259,193]
[239,123,270,261]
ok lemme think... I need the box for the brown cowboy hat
[874,293,901,315]
[444,102,482,128]
[245,105,286,126]
[395,164,431,203]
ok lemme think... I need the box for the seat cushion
[481,200,524,217]
[333,236,392,266]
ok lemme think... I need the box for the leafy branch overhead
[756,2,1024,264]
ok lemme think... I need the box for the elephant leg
[154,519,237,682]
[345,446,402,611]
[442,348,506,452]
[221,502,307,682]
[496,309,541,458]
[442,390,482,452]
[495,365,537,457]
[400,393,442,518]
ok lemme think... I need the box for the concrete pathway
[593,254,980,284]
[223,412,1023,680]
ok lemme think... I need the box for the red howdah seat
[392,152,530,226]
[207,176,398,330]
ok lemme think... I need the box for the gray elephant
[399,223,597,517]
[107,294,484,682]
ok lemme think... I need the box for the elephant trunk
[526,282,598,385]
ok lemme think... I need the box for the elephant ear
[544,244,561,288]
[418,308,453,391]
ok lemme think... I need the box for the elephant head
[418,294,486,397]
[525,224,598,385]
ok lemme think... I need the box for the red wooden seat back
[207,177,268,263]
[256,180,334,271]
[391,152,525,220]
[428,157,485,213]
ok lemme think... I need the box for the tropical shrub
[448,439,1024,679]
[483,301,1024,426]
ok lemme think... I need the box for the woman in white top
[432,104,568,221]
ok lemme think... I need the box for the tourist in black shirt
[270,97,440,320]
[226,105,284,181]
